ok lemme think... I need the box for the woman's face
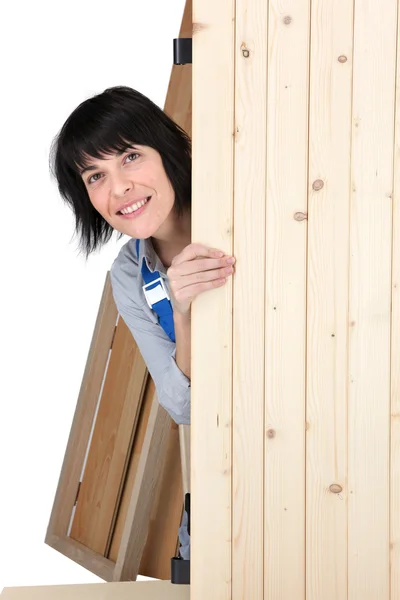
[80,144,175,239]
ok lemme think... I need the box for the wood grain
[305,1,353,598]
[232,1,266,598]
[45,273,118,540]
[0,581,189,600]
[347,1,397,598]
[391,3,400,597]
[70,317,147,554]
[191,1,235,598]
[113,391,173,581]
[108,377,154,562]
[140,421,184,579]
[264,2,309,598]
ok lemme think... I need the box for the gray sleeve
[109,268,191,426]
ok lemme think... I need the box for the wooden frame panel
[45,272,118,581]
[45,0,193,582]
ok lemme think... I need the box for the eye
[125,152,140,163]
[87,172,103,185]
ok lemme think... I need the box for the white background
[0,0,186,590]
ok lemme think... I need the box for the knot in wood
[240,43,250,58]
[312,179,324,191]
[338,55,348,63]
[329,483,343,494]
[266,429,276,439]
[294,212,307,221]
[283,15,292,25]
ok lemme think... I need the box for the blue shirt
[110,237,191,425]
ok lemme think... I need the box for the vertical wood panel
[348,0,397,598]
[70,318,147,554]
[191,1,235,598]
[232,0,266,598]
[139,422,183,579]
[306,1,353,599]
[113,393,172,581]
[108,378,154,562]
[391,3,400,597]
[45,273,118,541]
[264,2,309,598]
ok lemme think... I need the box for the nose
[110,172,133,198]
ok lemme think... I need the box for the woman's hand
[167,243,236,316]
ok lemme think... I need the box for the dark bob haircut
[50,86,192,259]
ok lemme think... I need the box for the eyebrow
[79,145,139,176]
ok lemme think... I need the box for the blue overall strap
[136,239,176,343]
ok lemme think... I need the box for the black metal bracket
[171,493,191,585]
[173,38,192,65]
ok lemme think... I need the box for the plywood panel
[306,1,353,599]
[70,318,147,554]
[348,1,397,598]
[191,0,235,598]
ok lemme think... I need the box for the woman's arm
[110,270,191,425]
[173,310,191,381]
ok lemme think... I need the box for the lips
[116,196,151,214]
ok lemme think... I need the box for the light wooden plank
[348,0,397,598]
[391,2,400,596]
[45,272,118,540]
[264,2,309,599]
[178,425,190,496]
[191,1,235,599]
[232,1,266,599]
[107,358,182,581]
[0,581,189,600]
[70,318,147,554]
[113,391,172,581]
[306,1,353,599]
[140,421,183,579]
[108,377,154,563]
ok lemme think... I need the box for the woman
[50,86,235,425]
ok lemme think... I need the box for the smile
[118,196,151,215]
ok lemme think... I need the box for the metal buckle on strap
[142,277,170,309]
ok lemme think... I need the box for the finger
[171,242,225,266]
[170,256,233,277]
[174,276,228,304]
[174,263,234,289]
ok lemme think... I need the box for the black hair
[49,86,192,259]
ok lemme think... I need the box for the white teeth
[120,197,149,215]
